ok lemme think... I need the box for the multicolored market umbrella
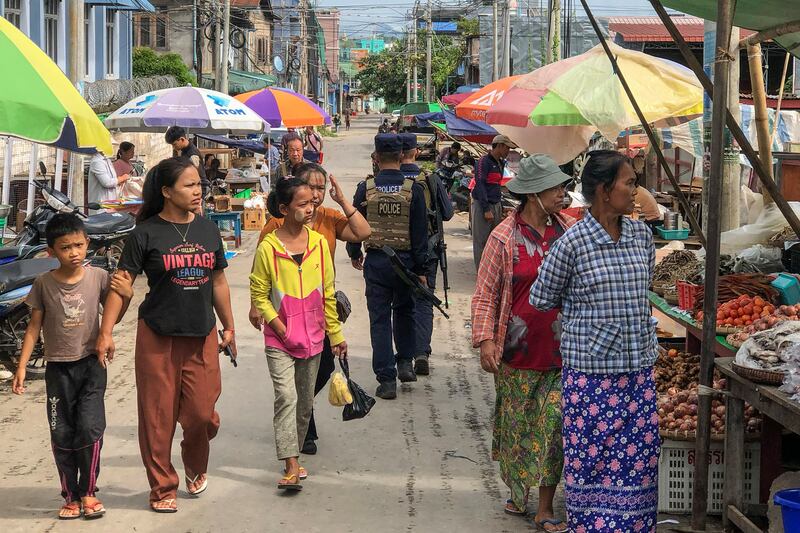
[235,87,331,128]
[455,76,522,122]
[0,16,112,154]
[486,42,703,162]
[105,86,266,134]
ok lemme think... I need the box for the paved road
[0,116,544,533]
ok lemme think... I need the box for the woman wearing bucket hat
[530,150,659,532]
[471,154,575,532]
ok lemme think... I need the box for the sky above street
[317,0,662,36]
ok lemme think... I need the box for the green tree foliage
[133,47,196,86]
[456,17,479,37]
[356,34,465,103]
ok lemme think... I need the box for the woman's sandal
[533,518,568,533]
[277,473,303,491]
[186,473,208,496]
[150,498,178,513]
[504,499,526,516]
[284,466,308,480]
[58,501,82,520]
[81,498,106,520]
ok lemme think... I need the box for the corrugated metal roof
[609,16,754,43]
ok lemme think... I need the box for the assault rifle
[383,246,450,319]
[426,172,450,309]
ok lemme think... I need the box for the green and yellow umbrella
[0,16,112,154]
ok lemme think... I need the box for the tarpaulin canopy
[662,0,800,56]
[420,110,498,144]
[196,134,267,155]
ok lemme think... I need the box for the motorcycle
[15,179,135,271]
[0,257,59,378]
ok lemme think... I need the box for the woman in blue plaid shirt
[530,150,660,533]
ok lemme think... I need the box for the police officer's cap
[399,133,418,151]
[375,134,402,153]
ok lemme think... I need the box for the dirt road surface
[0,116,553,533]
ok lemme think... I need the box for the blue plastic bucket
[774,489,800,530]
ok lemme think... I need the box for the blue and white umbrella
[105,86,267,134]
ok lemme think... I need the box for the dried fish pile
[769,226,798,247]
[652,250,701,288]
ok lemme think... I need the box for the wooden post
[693,0,734,528]
[722,393,745,530]
[748,43,774,204]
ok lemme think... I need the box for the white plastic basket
[657,438,760,514]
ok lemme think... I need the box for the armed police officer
[347,134,429,399]
[399,133,454,376]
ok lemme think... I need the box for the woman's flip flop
[277,474,303,491]
[533,518,568,533]
[150,498,178,513]
[186,473,208,496]
[504,499,526,516]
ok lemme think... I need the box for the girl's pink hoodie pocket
[263,291,325,359]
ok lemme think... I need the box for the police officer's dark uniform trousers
[398,133,454,375]
[347,134,429,398]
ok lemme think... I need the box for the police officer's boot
[397,359,417,382]
[414,354,430,376]
[376,380,397,400]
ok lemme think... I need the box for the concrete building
[316,8,339,113]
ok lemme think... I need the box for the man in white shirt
[88,152,128,213]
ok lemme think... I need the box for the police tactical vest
[364,177,415,251]
[414,171,437,235]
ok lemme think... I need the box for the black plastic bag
[335,290,352,323]
[340,359,375,421]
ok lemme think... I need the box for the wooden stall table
[716,358,800,532]
[649,291,736,357]
[225,176,262,196]
[206,211,242,248]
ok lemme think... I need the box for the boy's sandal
[150,499,178,513]
[533,518,568,533]
[58,502,82,520]
[82,499,106,520]
[504,499,526,516]
[186,473,208,496]
[284,466,308,480]
[277,474,303,491]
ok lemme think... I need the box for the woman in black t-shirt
[97,157,237,513]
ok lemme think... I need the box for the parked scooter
[15,178,135,271]
[0,257,59,379]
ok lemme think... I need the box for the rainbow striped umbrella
[235,87,331,128]
[0,16,112,154]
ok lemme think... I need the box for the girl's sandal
[150,498,178,513]
[82,498,106,520]
[284,466,308,480]
[277,474,303,491]
[58,501,82,520]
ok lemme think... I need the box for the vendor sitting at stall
[436,141,462,169]
[88,152,128,213]
[635,185,663,223]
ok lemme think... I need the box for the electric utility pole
[546,0,561,64]
[502,0,511,77]
[425,0,432,101]
[299,0,309,95]
[68,0,84,207]
[492,0,499,80]
[412,2,419,102]
[406,24,412,103]
[220,0,231,93]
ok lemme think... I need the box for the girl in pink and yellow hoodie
[250,178,347,490]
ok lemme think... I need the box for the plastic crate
[676,281,702,311]
[657,439,760,515]
[657,226,691,240]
